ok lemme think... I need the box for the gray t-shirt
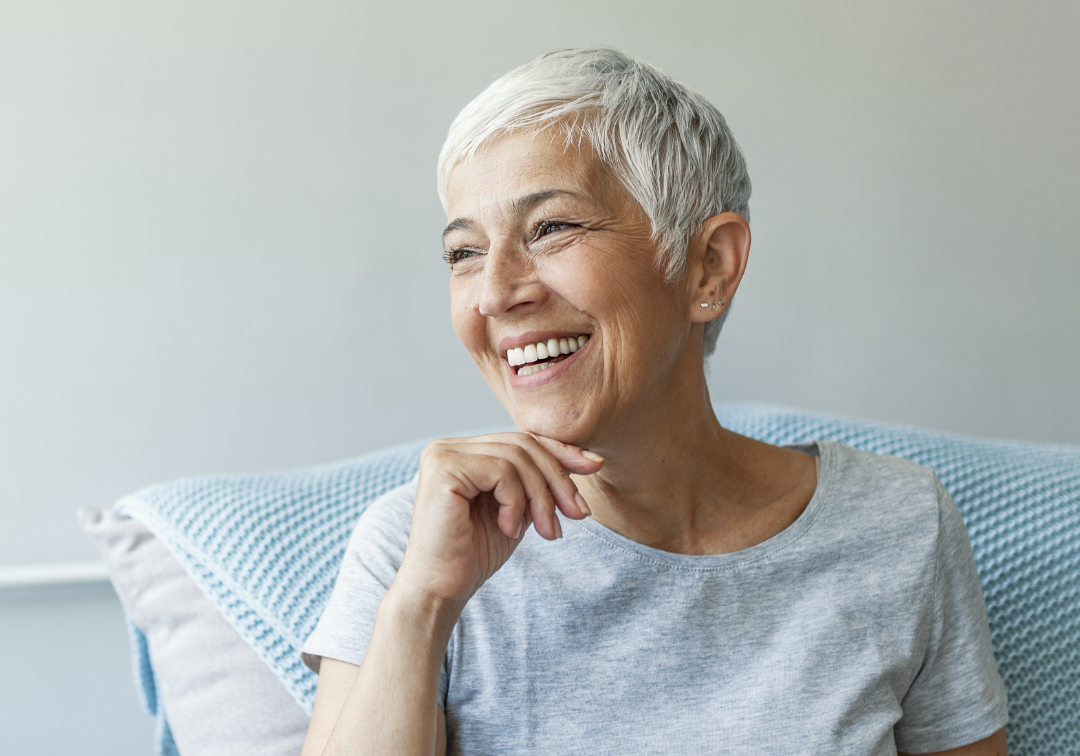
[302,441,1007,755]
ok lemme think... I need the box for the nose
[477,244,548,317]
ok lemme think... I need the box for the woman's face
[443,131,700,449]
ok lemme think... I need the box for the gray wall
[0,586,155,752]
[1,0,1077,752]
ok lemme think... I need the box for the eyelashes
[443,248,481,265]
[443,219,579,265]
[534,219,577,239]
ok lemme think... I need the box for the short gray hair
[437,47,751,356]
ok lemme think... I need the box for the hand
[395,432,603,606]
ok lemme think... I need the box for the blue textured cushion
[116,403,1080,756]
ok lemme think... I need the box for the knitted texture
[116,404,1080,756]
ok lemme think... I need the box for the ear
[686,212,751,324]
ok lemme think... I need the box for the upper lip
[497,330,591,357]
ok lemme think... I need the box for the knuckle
[419,447,438,466]
[502,444,531,465]
[421,444,450,463]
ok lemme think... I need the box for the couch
[81,404,1080,756]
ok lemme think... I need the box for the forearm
[318,583,463,756]
[305,433,593,755]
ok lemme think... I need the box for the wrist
[381,575,466,646]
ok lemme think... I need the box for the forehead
[445,131,614,218]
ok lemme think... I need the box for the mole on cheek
[568,409,580,419]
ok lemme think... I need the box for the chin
[511,406,595,448]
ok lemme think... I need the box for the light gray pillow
[79,508,310,756]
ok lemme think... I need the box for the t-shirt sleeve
[300,479,451,706]
[893,480,1008,753]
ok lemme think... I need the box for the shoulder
[301,478,419,670]
[342,478,418,573]
[812,441,956,573]
[820,439,941,498]
[818,440,947,523]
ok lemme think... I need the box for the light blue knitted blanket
[116,403,1079,756]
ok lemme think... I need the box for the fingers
[439,433,603,476]
[487,458,531,541]
[446,442,564,540]
[525,434,605,476]
[479,434,600,523]
[429,433,602,541]
[422,448,530,540]
[510,435,597,524]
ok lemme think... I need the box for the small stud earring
[699,303,709,308]
[711,304,716,310]
[719,299,725,306]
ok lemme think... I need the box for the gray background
[1,0,1077,752]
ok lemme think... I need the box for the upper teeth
[507,335,589,367]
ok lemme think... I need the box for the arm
[899,726,1006,756]
[896,483,1008,755]
[300,592,457,756]
[301,433,600,756]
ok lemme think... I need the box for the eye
[443,247,483,265]
[534,220,576,239]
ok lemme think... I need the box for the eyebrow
[441,190,580,240]
[441,217,472,239]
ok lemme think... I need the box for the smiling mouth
[506,334,590,376]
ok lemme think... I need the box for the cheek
[543,243,617,305]
[449,277,488,353]
[547,243,677,335]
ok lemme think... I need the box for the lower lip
[507,341,589,388]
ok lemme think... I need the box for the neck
[572,357,742,553]
[571,352,817,555]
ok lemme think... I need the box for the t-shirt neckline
[567,440,836,571]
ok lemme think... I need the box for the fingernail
[581,450,604,463]
[554,517,563,539]
[575,492,592,517]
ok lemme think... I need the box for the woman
[300,48,1007,756]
